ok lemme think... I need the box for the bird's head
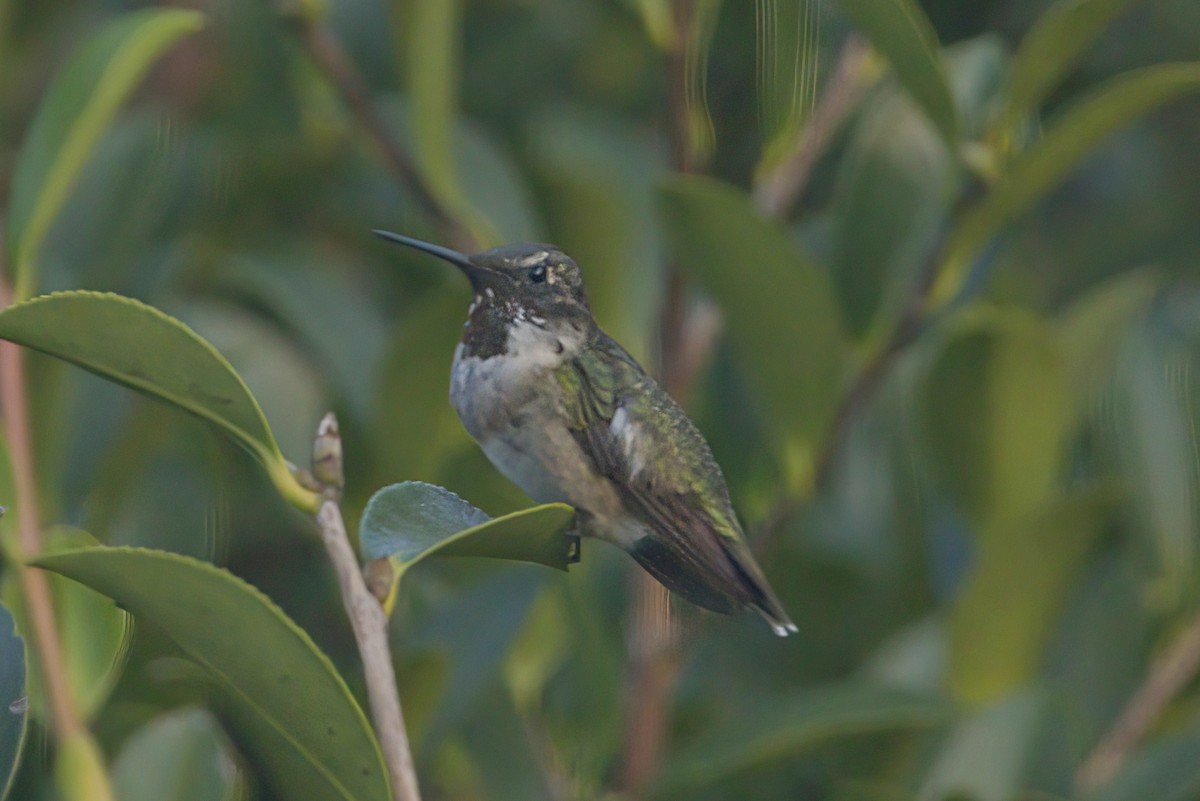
[374,231,591,320]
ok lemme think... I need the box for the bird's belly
[451,348,628,533]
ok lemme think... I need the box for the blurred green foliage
[2,0,1200,799]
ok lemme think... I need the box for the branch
[285,12,477,252]
[753,35,874,218]
[751,237,934,554]
[1075,613,1200,794]
[309,414,421,801]
[0,259,82,740]
[752,172,987,554]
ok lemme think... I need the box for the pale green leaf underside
[33,547,390,801]
[112,708,242,801]
[360,482,577,580]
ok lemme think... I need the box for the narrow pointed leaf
[658,175,844,446]
[936,64,1200,306]
[949,490,1114,702]
[1056,269,1159,406]
[838,0,959,148]
[526,106,665,360]
[0,292,316,512]
[113,708,242,801]
[5,8,205,301]
[360,482,576,587]
[402,0,494,245]
[917,691,1045,801]
[0,603,26,801]
[653,683,951,794]
[32,547,390,801]
[1002,0,1148,130]
[829,92,953,338]
[923,312,1072,525]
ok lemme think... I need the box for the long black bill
[372,230,476,273]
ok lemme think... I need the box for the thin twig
[310,414,421,801]
[286,13,476,252]
[0,268,82,739]
[753,35,873,218]
[1075,613,1200,794]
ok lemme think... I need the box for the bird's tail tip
[756,606,798,637]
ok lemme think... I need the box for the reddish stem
[0,275,81,739]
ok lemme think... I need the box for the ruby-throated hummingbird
[374,231,796,636]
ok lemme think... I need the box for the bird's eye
[528,264,547,283]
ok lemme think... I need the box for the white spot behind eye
[514,251,548,268]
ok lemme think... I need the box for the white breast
[450,318,582,420]
[449,317,628,529]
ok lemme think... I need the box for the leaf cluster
[1,1,1199,800]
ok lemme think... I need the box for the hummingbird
[374,231,797,636]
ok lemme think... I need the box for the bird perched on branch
[375,231,796,636]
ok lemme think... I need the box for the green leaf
[1109,325,1200,606]
[829,91,954,339]
[0,602,26,801]
[652,683,952,795]
[917,690,1045,801]
[5,8,205,301]
[402,0,494,245]
[527,105,665,361]
[55,731,114,801]
[1055,269,1159,407]
[622,0,674,49]
[215,253,390,425]
[373,288,477,482]
[1001,0,1147,132]
[923,312,1072,525]
[935,64,1200,306]
[1084,725,1200,801]
[407,572,549,745]
[455,119,545,244]
[837,0,959,148]
[949,490,1114,702]
[112,708,242,801]
[32,547,391,801]
[360,482,577,598]
[0,292,317,513]
[3,528,130,723]
[658,175,844,449]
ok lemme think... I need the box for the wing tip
[755,605,798,637]
[770,621,799,637]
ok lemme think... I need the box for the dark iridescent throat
[460,292,592,360]
[461,301,516,360]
